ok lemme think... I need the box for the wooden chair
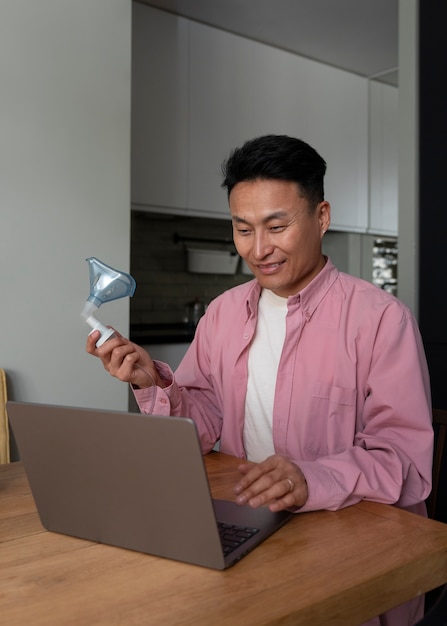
[426,408,447,520]
[0,368,10,463]
[421,408,447,622]
[416,584,447,625]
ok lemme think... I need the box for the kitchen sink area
[130,322,196,345]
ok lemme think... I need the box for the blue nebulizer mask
[81,257,136,347]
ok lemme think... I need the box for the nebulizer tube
[81,257,136,347]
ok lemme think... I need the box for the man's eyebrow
[232,211,289,225]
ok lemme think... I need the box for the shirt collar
[245,257,339,320]
[287,257,339,320]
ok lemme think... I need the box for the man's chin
[256,275,284,292]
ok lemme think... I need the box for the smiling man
[230,178,329,297]
[87,135,433,626]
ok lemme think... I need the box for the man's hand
[86,329,164,388]
[234,454,308,512]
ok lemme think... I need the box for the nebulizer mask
[81,257,136,347]
[82,257,156,405]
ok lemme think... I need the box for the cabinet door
[188,22,256,218]
[143,343,190,371]
[252,45,369,232]
[188,21,368,230]
[369,81,398,236]
[131,4,189,212]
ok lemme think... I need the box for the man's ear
[319,201,331,235]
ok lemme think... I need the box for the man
[87,135,433,625]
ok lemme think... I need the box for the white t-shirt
[243,288,288,462]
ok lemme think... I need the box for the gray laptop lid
[7,401,292,570]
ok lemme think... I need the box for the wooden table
[1,455,447,626]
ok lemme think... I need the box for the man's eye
[270,225,286,232]
[238,229,252,235]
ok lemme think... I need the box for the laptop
[7,401,293,570]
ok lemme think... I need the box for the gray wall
[0,1,132,414]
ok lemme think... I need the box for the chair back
[0,368,9,463]
[426,408,447,520]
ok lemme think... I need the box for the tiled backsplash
[130,211,251,325]
[130,211,385,326]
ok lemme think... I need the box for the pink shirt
[134,258,433,515]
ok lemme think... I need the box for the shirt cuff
[132,360,182,416]
[295,460,345,512]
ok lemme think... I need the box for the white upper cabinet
[188,22,256,217]
[131,4,189,212]
[190,20,368,228]
[249,44,369,231]
[131,5,394,235]
[368,81,398,236]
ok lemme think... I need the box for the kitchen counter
[130,323,196,345]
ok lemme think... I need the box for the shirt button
[243,333,249,340]
[160,398,167,404]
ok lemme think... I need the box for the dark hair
[221,134,326,210]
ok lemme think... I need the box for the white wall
[0,0,132,410]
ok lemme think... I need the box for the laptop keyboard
[217,521,260,556]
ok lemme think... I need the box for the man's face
[230,179,331,298]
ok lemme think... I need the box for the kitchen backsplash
[130,211,251,325]
[131,210,394,326]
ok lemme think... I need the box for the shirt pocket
[304,381,357,457]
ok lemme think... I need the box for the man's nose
[253,231,274,259]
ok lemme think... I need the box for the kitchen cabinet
[188,21,368,227]
[143,343,190,371]
[368,81,398,236]
[131,3,189,213]
[188,22,255,217]
[249,43,369,232]
[131,4,370,233]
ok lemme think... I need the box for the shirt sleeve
[133,361,174,416]
[132,349,223,453]
[296,309,433,513]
